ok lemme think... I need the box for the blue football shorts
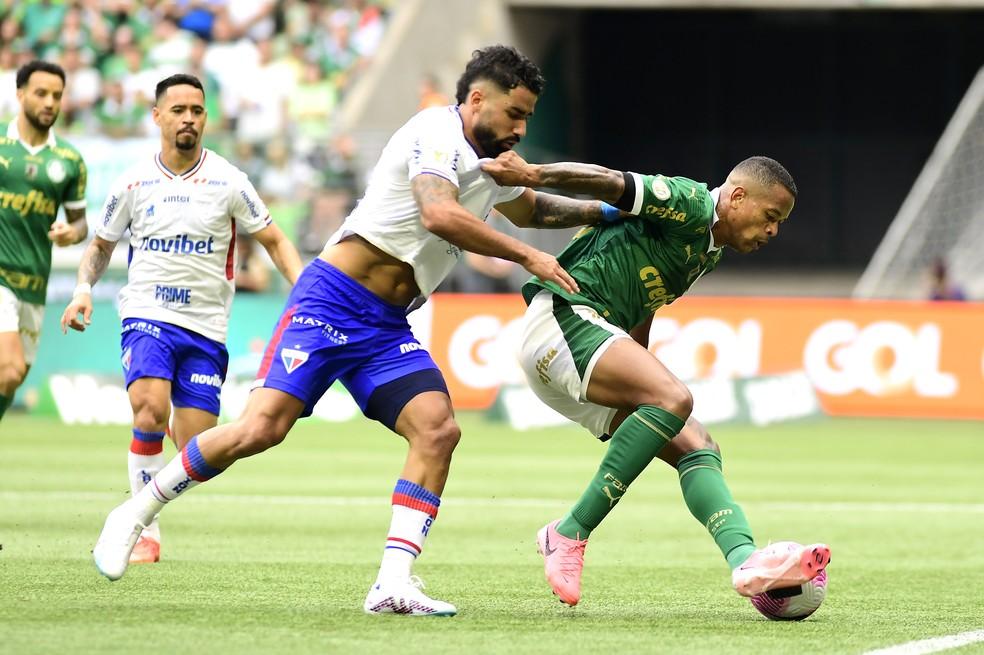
[120,318,229,415]
[255,258,448,430]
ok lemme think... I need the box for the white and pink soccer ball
[750,566,827,620]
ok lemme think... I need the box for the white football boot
[93,500,146,581]
[363,575,457,616]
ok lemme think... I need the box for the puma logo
[601,485,622,508]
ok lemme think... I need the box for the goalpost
[853,66,984,300]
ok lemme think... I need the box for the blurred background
[2,0,982,425]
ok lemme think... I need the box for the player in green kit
[0,61,88,422]
[481,151,831,607]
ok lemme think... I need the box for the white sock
[377,505,435,583]
[132,435,222,525]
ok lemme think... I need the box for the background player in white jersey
[61,74,302,565]
[90,45,613,615]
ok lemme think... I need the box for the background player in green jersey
[482,151,830,607]
[0,61,88,423]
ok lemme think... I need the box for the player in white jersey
[61,74,302,565]
[90,46,612,615]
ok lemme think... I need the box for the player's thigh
[516,290,618,438]
[586,338,692,414]
[342,338,454,439]
[170,406,219,449]
[121,320,177,393]
[0,288,38,381]
[171,329,228,418]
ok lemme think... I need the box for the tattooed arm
[60,236,117,333]
[411,173,579,293]
[496,188,608,229]
[482,151,625,203]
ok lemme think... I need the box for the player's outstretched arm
[48,207,89,247]
[60,236,116,334]
[253,222,303,286]
[482,151,625,203]
[496,188,612,229]
[412,173,579,294]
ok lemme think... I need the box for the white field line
[2,491,984,513]
[860,629,984,655]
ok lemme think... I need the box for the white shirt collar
[707,186,723,252]
[7,119,57,155]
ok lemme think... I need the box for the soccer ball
[750,569,827,621]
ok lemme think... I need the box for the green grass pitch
[1,414,982,654]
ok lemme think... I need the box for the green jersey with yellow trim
[0,122,87,304]
[522,173,724,331]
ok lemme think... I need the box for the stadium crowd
[1,0,389,259]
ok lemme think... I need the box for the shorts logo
[189,372,222,388]
[290,315,349,344]
[280,348,309,374]
[399,342,422,354]
[121,347,132,371]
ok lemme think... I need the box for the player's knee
[236,418,288,455]
[415,416,461,460]
[130,399,169,432]
[656,380,693,420]
[0,360,28,393]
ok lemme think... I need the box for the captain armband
[612,171,637,213]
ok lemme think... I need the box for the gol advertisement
[418,294,984,420]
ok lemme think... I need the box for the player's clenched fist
[481,150,540,187]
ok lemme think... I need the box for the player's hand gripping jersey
[96,149,272,342]
[326,106,525,308]
[522,173,724,331]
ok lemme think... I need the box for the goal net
[853,66,984,300]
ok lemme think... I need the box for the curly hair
[16,60,66,88]
[455,45,545,104]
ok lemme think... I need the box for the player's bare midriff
[319,235,420,307]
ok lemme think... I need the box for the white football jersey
[96,148,272,343]
[326,106,525,307]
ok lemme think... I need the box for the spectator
[417,73,449,110]
[60,47,101,128]
[93,76,144,138]
[929,257,966,301]
[234,37,292,145]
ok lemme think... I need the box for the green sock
[556,405,685,540]
[0,393,9,421]
[676,449,756,570]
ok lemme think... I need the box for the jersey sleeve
[625,173,713,233]
[407,120,461,187]
[93,173,133,241]
[494,184,525,204]
[228,172,273,234]
[62,155,88,210]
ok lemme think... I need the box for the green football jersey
[522,173,724,331]
[0,121,87,304]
